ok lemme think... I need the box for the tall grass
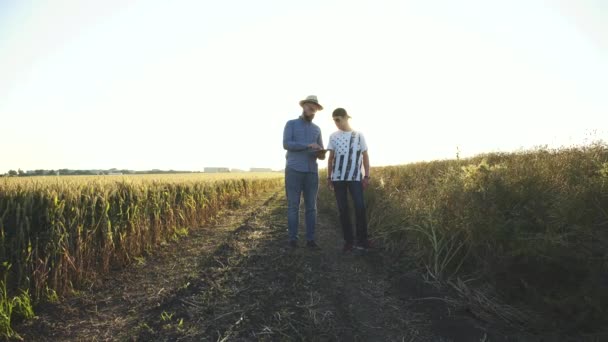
[328,144,608,333]
[0,173,283,336]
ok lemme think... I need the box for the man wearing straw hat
[282,95,327,249]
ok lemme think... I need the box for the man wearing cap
[283,95,327,249]
[326,107,371,253]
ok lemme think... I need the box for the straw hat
[299,95,323,110]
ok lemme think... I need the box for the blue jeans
[333,181,368,244]
[285,168,319,241]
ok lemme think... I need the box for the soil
[17,188,536,341]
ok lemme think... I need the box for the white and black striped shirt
[327,130,368,181]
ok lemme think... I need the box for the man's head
[300,95,323,121]
[332,107,351,130]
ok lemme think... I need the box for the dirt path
[19,189,523,341]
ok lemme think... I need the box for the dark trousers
[333,181,367,244]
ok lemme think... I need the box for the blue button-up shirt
[283,116,324,173]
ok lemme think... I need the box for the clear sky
[0,0,606,173]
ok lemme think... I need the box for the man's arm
[327,150,335,190]
[362,150,370,189]
[283,121,308,151]
[316,132,326,160]
[327,150,335,179]
[362,151,370,177]
[318,132,324,149]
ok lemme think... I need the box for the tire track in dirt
[125,192,512,341]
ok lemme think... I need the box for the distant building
[204,167,230,173]
[230,168,246,173]
[250,168,273,172]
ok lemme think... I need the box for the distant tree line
[2,167,278,177]
[2,168,201,177]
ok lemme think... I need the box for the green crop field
[3,145,608,338]
[351,143,608,333]
[0,173,283,337]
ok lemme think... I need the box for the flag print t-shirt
[327,130,368,181]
